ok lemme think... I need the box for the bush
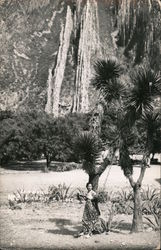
[97,191,112,203]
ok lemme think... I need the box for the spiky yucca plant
[119,67,161,232]
[141,113,160,134]
[92,59,124,102]
[74,131,110,190]
[140,112,161,159]
[127,67,161,120]
[89,58,161,232]
[74,131,103,174]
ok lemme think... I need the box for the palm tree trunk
[127,164,147,233]
[44,165,49,173]
[88,157,111,191]
[151,153,155,160]
[89,102,104,136]
[131,183,143,232]
[89,173,100,191]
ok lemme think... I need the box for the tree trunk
[43,155,50,173]
[127,159,147,233]
[89,173,100,191]
[131,184,143,232]
[43,164,49,173]
[151,153,155,160]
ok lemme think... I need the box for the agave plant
[144,212,160,231]
[57,183,73,202]
[141,187,160,215]
[141,186,160,201]
[47,183,75,202]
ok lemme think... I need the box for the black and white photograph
[0,0,161,249]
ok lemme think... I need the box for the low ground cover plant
[8,185,160,230]
[8,183,77,206]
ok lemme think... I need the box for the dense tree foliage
[0,110,89,169]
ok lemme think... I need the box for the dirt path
[0,202,160,250]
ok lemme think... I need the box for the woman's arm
[77,193,87,200]
[91,191,98,200]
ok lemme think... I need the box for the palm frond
[92,58,124,102]
[74,131,103,167]
[140,112,161,151]
[141,112,160,130]
[93,58,121,83]
[126,67,161,120]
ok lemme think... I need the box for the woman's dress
[82,190,107,235]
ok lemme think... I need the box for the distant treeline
[0,110,90,170]
[0,109,161,170]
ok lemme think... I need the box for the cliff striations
[0,0,160,115]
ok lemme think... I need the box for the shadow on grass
[47,218,81,236]
[1,161,45,171]
[1,160,80,172]
[46,218,132,236]
[112,221,131,231]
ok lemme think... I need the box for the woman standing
[77,183,108,238]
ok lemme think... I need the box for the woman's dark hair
[86,182,92,188]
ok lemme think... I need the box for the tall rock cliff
[0,0,160,115]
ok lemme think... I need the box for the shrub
[46,183,76,202]
[110,189,134,215]
[97,190,112,203]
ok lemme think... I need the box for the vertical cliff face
[72,0,101,113]
[45,0,101,116]
[116,0,161,69]
[0,0,160,114]
[45,5,73,116]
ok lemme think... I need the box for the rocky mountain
[0,0,160,115]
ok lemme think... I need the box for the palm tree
[119,113,161,232]
[120,67,161,232]
[141,112,161,153]
[126,66,161,125]
[74,58,123,190]
[92,58,124,103]
[89,58,123,135]
[85,60,161,232]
